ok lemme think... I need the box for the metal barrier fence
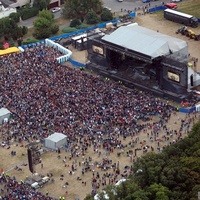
[149,5,166,13]
[68,58,85,67]
[49,19,118,41]
[179,107,196,113]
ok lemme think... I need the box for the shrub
[9,39,15,47]
[85,11,100,24]
[101,9,113,22]
[62,27,77,33]
[70,19,81,27]
[0,42,4,50]
[23,38,40,45]
[9,12,21,23]
[51,24,59,35]
[76,23,89,29]
[22,26,28,35]
[20,8,39,20]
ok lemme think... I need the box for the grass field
[178,0,200,18]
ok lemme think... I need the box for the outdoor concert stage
[86,23,193,102]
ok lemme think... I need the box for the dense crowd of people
[0,173,56,200]
[0,44,177,143]
[0,44,196,199]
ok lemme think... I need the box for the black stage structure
[86,25,191,102]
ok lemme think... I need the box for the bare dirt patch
[0,112,198,200]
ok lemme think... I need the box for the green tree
[33,0,51,10]
[70,19,81,27]
[9,12,21,23]
[100,8,113,22]
[147,183,170,200]
[62,0,103,21]
[83,194,94,200]
[33,10,58,39]
[85,11,99,24]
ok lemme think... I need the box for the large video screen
[92,45,104,55]
[168,71,180,83]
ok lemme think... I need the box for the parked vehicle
[164,3,177,9]
[176,26,200,40]
[164,8,199,28]
[51,7,61,13]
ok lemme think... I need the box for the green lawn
[178,0,200,18]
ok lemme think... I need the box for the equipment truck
[164,9,198,28]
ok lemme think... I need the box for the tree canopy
[0,17,27,46]
[87,121,200,200]
[62,0,103,21]
[33,0,51,10]
[33,10,59,39]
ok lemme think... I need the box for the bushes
[23,38,40,45]
[62,27,77,33]
[85,11,100,24]
[9,12,21,23]
[19,8,39,20]
[70,19,81,27]
[76,23,89,29]
[51,24,59,35]
[101,9,113,22]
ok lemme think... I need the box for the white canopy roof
[102,23,188,59]
[0,107,11,116]
[46,132,67,143]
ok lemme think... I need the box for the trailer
[164,9,198,28]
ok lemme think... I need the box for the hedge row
[19,8,39,20]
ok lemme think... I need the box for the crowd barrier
[179,107,196,113]
[149,5,166,13]
[68,58,85,68]
[196,104,200,112]
[21,40,45,49]
[50,19,118,42]
[45,39,72,64]
[19,39,72,64]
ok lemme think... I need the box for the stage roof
[102,23,188,59]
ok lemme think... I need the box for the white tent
[44,132,67,150]
[0,108,11,124]
[94,191,109,200]
[102,23,188,59]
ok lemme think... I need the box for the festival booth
[0,108,11,124]
[0,47,20,56]
[44,132,67,150]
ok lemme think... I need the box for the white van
[31,182,40,189]
[42,176,50,184]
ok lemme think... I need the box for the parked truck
[164,9,198,28]
[176,26,200,41]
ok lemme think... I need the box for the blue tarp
[179,107,196,113]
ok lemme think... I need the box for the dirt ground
[71,13,200,71]
[0,112,198,200]
[0,14,200,200]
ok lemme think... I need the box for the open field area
[1,1,200,200]
[0,111,198,200]
[177,0,200,18]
